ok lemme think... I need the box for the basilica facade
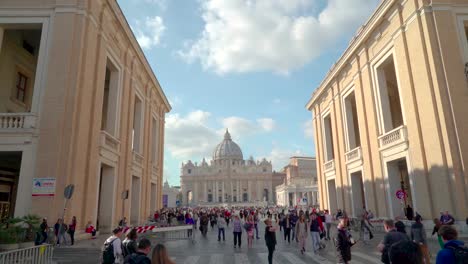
[180,130,283,206]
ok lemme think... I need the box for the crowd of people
[98,206,467,264]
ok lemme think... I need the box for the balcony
[378,125,407,150]
[323,160,335,173]
[100,131,120,153]
[0,113,36,132]
[345,147,362,164]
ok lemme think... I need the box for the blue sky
[117,0,380,186]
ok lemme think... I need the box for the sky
[117,0,381,186]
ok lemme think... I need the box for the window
[187,169,191,174]
[262,168,267,172]
[16,72,27,103]
[323,114,335,161]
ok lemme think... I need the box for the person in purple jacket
[185,214,194,237]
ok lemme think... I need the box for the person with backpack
[39,218,48,244]
[436,225,467,264]
[264,218,277,264]
[124,238,151,264]
[389,240,423,264]
[411,215,430,264]
[335,218,353,264]
[309,213,323,254]
[122,229,138,258]
[102,227,124,264]
[378,219,409,264]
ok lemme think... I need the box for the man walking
[217,215,226,242]
[436,225,466,264]
[378,219,409,264]
[124,238,151,264]
[102,227,124,264]
[325,210,333,240]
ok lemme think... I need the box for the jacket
[264,226,277,247]
[336,228,352,263]
[410,222,427,245]
[436,240,465,264]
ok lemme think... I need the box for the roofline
[111,1,171,112]
[290,156,316,160]
[306,0,395,111]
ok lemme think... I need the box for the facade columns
[222,181,225,203]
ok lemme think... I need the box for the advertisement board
[32,178,56,196]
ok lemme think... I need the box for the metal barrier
[0,244,54,264]
[144,225,195,244]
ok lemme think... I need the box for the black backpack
[124,253,150,264]
[102,238,117,264]
[447,245,468,264]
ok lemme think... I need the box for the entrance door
[0,152,21,221]
[97,165,115,232]
[386,159,412,218]
[351,171,365,217]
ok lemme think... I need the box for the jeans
[218,228,225,241]
[233,232,242,247]
[267,245,275,264]
[40,231,48,244]
[69,230,75,245]
[326,223,331,239]
[284,228,291,243]
[255,224,259,238]
[311,231,320,252]
[57,233,67,245]
[291,226,296,240]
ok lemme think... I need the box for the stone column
[204,182,207,203]
[222,181,225,203]
[237,180,240,202]
[248,181,252,202]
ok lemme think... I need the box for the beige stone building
[307,0,468,222]
[275,157,319,207]
[180,130,284,207]
[0,0,170,232]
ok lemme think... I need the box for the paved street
[53,221,466,264]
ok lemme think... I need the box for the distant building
[276,157,318,207]
[180,130,284,206]
[0,0,170,232]
[306,0,468,220]
[162,181,181,208]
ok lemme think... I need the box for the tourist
[436,225,466,264]
[411,215,430,264]
[119,217,128,228]
[309,213,323,253]
[217,215,226,242]
[192,212,199,228]
[124,238,151,264]
[151,244,175,264]
[233,215,243,249]
[335,218,353,264]
[432,218,444,249]
[360,208,373,243]
[39,218,48,244]
[122,228,138,258]
[68,216,77,246]
[210,212,217,230]
[389,240,423,264]
[405,205,414,220]
[55,218,68,246]
[185,214,194,237]
[225,210,231,227]
[378,219,409,264]
[264,219,277,264]
[102,227,123,264]
[325,210,333,240]
[85,221,97,239]
[199,213,209,237]
[245,215,255,248]
[440,211,455,225]
[295,214,308,255]
[336,209,343,220]
[254,212,260,239]
[283,214,292,243]
[290,212,298,241]
[395,219,407,234]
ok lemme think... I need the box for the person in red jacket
[225,210,231,227]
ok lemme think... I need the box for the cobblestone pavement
[53,222,467,264]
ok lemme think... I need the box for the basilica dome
[213,130,243,161]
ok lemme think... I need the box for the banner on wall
[32,178,56,196]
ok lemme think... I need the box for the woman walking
[68,216,77,245]
[295,215,308,254]
[233,215,243,249]
[283,214,292,243]
[122,228,138,258]
[411,215,430,264]
[246,215,255,248]
[264,219,277,264]
[336,218,352,264]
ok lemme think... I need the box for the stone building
[306,0,468,222]
[0,0,170,232]
[275,157,319,207]
[162,181,181,208]
[180,130,284,206]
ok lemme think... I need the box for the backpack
[447,245,468,264]
[124,253,149,264]
[102,238,117,264]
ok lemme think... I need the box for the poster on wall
[162,194,168,208]
[32,178,56,196]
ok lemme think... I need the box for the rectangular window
[16,72,27,102]
[343,91,361,150]
[323,114,335,161]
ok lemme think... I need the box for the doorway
[97,164,115,232]
[0,152,21,221]
[350,171,365,217]
[386,158,412,218]
[327,179,338,214]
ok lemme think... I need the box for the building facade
[307,0,468,221]
[162,181,181,208]
[0,0,170,232]
[180,130,284,206]
[275,157,319,207]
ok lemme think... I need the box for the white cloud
[257,118,276,132]
[142,0,168,11]
[266,147,305,170]
[220,116,276,137]
[303,120,314,139]
[134,16,166,49]
[179,0,379,74]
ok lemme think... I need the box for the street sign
[396,189,406,200]
[64,184,75,199]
